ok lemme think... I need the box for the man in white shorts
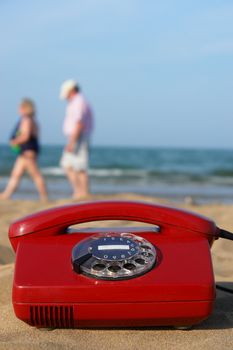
[59,79,93,199]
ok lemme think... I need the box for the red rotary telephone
[8,201,232,329]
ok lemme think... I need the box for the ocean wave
[40,166,148,178]
[89,168,147,177]
[211,170,233,177]
[41,167,65,176]
[39,166,233,184]
[1,164,233,185]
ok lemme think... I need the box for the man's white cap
[59,79,77,100]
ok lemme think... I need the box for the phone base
[14,300,214,329]
[173,326,192,330]
[12,226,216,329]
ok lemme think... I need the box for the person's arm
[65,121,84,152]
[10,117,32,145]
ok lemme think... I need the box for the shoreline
[1,178,233,204]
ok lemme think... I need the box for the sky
[0,0,233,148]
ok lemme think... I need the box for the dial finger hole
[141,245,151,250]
[141,251,154,257]
[123,263,136,271]
[141,252,148,257]
[135,258,146,265]
[92,263,106,271]
[108,265,121,273]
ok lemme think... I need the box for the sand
[0,194,233,350]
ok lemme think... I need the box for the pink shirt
[63,94,93,138]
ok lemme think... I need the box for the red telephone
[9,201,225,329]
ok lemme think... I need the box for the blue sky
[0,0,233,148]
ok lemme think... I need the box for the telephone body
[9,201,220,328]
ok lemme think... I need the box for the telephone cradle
[8,201,232,329]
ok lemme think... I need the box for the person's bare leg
[74,171,89,199]
[0,156,26,199]
[24,152,48,201]
[64,168,80,198]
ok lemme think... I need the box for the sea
[1,144,233,203]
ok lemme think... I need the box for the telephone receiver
[9,201,220,252]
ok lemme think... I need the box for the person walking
[0,98,48,201]
[59,79,93,199]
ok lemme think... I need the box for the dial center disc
[90,236,139,261]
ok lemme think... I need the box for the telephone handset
[8,201,232,329]
[9,200,219,252]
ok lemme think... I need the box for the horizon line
[1,143,233,152]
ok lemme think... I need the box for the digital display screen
[98,245,130,251]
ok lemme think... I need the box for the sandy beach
[0,194,233,350]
